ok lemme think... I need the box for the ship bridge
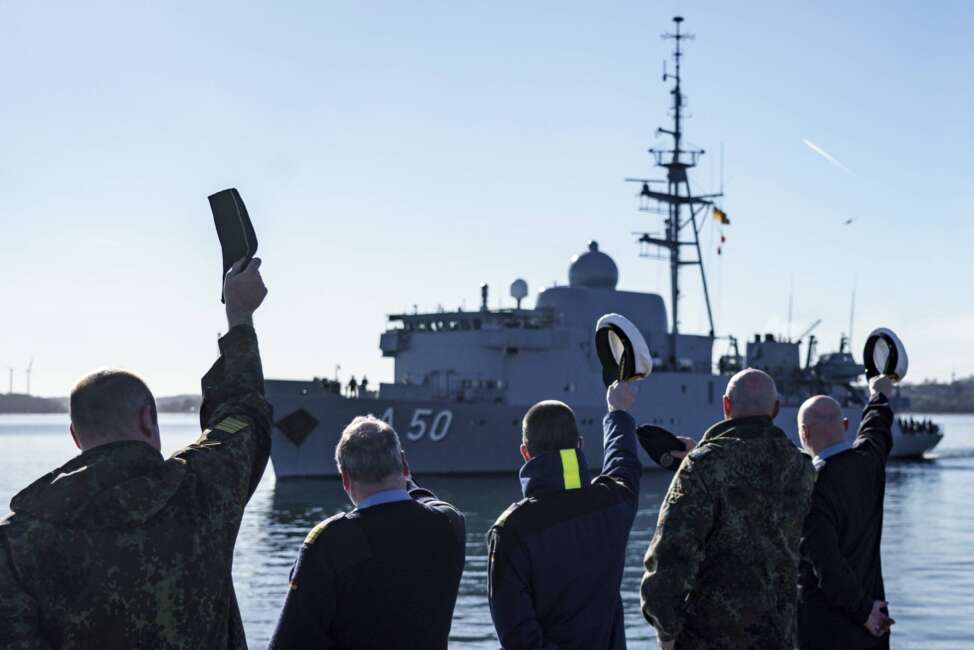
[377,241,715,406]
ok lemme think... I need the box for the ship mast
[627,16,721,370]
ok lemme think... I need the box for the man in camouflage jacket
[641,369,817,650]
[0,258,270,649]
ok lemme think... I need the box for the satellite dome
[569,241,618,289]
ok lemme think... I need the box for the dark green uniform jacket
[0,325,271,650]
[641,415,816,650]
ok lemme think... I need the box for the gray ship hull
[267,376,943,479]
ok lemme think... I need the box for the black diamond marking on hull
[276,408,319,446]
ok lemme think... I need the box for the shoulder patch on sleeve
[304,512,347,546]
[493,499,527,529]
[214,416,249,434]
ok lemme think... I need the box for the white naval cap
[595,313,653,387]
[863,327,909,382]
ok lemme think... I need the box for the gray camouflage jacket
[0,325,271,650]
[641,415,816,649]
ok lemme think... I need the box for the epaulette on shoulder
[304,511,348,546]
[687,444,715,464]
[213,415,249,434]
[492,499,529,529]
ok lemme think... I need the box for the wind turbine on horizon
[25,357,34,396]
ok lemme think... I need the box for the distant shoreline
[0,393,202,415]
[2,378,973,415]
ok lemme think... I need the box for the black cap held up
[209,188,258,302]
[636,425,686,471]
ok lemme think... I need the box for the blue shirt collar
[354,488,411,511]
[813,440,853,470]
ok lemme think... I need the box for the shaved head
[69,369,160,451]
[723,368,779,419]
[798,395,847,454]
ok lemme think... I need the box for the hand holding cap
[595,313,653,387]
[225,257,267,328]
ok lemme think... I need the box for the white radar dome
[569,241,618,289]
[510,279,528,301]
[510,278,528,308]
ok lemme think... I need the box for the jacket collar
[701,415,781,443]
[519,448,592,498]
[10,441,180,529]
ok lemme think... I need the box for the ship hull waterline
[267,379,943,479]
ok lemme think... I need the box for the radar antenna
[626,16,722,369]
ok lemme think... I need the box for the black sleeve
[853,393,894,463]
[599,410,641,494]
[487,527,559,649]
[267,542,336,649]
[800,487,873,624]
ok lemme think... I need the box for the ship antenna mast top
[662,15,689,165]
[626,16,722,370]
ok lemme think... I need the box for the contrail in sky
[802,138,852,174]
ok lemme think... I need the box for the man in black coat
[267,415,465,650]
[796,374,897,649]
[487,381,642,649]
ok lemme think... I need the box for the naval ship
[266,17,943,478]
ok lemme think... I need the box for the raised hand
[607,380,638,413]
[869,375,894,400]
[224,257,268,329]
[670,436,697,461]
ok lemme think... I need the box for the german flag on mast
[712,206,730,225]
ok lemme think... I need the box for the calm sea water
[1,413,972,649]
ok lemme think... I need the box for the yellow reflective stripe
[560,449,581,490]
[214,416,248,434]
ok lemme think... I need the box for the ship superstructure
[265,17,942,478]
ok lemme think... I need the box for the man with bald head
[641,368,817,650]
[797,375,897,649]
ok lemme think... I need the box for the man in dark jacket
[641,368,817,650]
[796,375,897,649]
[0,258,271,649]
[487,380,642,650]
[268,415,465,650]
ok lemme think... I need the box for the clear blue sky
[1,0,971,396]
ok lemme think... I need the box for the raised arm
[599,381,642,493]
[641,453,716,643]
[174,258,272,503]
[853,376,894,462]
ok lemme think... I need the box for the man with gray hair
[268,415,465,650]
[641,368,817,649]
[796,375,896,649]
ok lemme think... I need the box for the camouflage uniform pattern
[0,324,271,650]
[641,415,817,649]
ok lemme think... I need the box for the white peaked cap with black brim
[863,327,909,382]
[595,313,653,387]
